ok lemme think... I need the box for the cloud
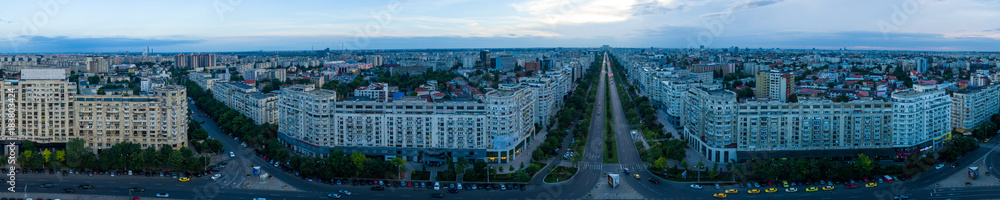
[699,0,784,19]
[1,36,203,53]
[512,0,637,25]
[631,0,711,15]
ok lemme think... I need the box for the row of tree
[736,154,878,181]
[8,139,208,172]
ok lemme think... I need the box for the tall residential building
[891,86,951,153]
[86,56,109,73]
[365,55,383,67]
[915,57,928,74]
[1,69,187,151]
[174,53,217,69]
[951,84,1000,131]
[212,82,280,125]
[276,84,536,163]
[755,70,795,102]
[683,88,737,163]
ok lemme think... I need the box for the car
[457,183,463,190]
[866,182,877,188]
[434,182,441,190]
[40,183,54,188]
[79,185,93,189]
[648,178,660,184]
[230,152,235,157]
[338,190,351,195]
[785,188,798,193]
[179,177,190,182]
[449,183,455,189]
[62,188,75,193]
[894,195,910,199]
[633,174,640,179]
[327,193,341,199]
[753,182,761,188]
[765,188,777,193]
[748,189,760,194]
[431,193,445,198]
[370,186,385,191]
[724,189,737,194]
[822,186,834,191]
[690,184,704,189]
[156,193,170,198]
[952,163,958,168]
[739,182,746,188]
[624,168,629,174]
[211,174,222,180]
[846,184,859,189]
[782,181,789,187]
[448,188,458,193]
[130,187,145,192]
[713,193,727,198]
[500,184,507,191]
[805,187,819,192]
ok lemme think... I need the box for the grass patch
[603,82,618,164]
[544,166,579,183]
[411,171,430,180]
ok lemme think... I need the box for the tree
[681,160,689,170]
[168,150,185,168]
[697,161,705,170]
[65,139,88,169]
[736,88,754,99]
[787,94,798,103]
[653,157,669,169]
[351,152,368,175]
[853,153,875,177]
[834,94,850,102]
[41,149,52,166]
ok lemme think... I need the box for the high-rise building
[683,88,737,163]
[480,50,492,68]
[496,55,516,71]
[86,56,109,73]
[891,86,951,153]
[915,57,929,74]
[1,69,187,151]
[951,84,1000,131]
[174,53,217,69]
[755,70,795,102]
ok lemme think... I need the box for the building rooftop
[21,69,67,80]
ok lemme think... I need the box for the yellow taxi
[748,189,760,194]
[713,193,727,198]
[633,174,640,179]
[725,189,738,194]
[866,182,877,188]
[765,188,778,193]
[805,187,819,192]
[179,177,190,182]
[822,186,834,191]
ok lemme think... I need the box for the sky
[1,0,998,53]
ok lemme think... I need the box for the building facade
[951,84,999,131]
[1,69,187,151]
[212,82,279,125]
[890,87,951,157]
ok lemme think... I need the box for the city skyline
[1,0,998,53]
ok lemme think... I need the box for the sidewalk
[0,192,179,200]
[493,128,551,173]
[933,165,1000,188]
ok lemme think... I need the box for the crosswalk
[577,163,648,171]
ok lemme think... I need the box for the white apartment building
[1,69,187,151]
[212,82,279,125]
[735,100,893,161]
[891,86,951,152]
[276,84,535,163]
[683,88,738,163]
[519,76,554,127]
[951,84,1000,131]
[188,72,222,92]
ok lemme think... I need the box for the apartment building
[212,82,279,125]
[891,86,951,154]
[951,84,999,131]
[735,100,894,161]
[683,88,738,163]
[353,82,398,102]
[755,70,795,102]
[1,69,187,151]
[276,84,536,163]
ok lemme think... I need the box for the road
[14,52,1000,200]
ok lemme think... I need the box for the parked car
[156,193,170,198]
[648,178,660,184]
[690,184,703,189]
